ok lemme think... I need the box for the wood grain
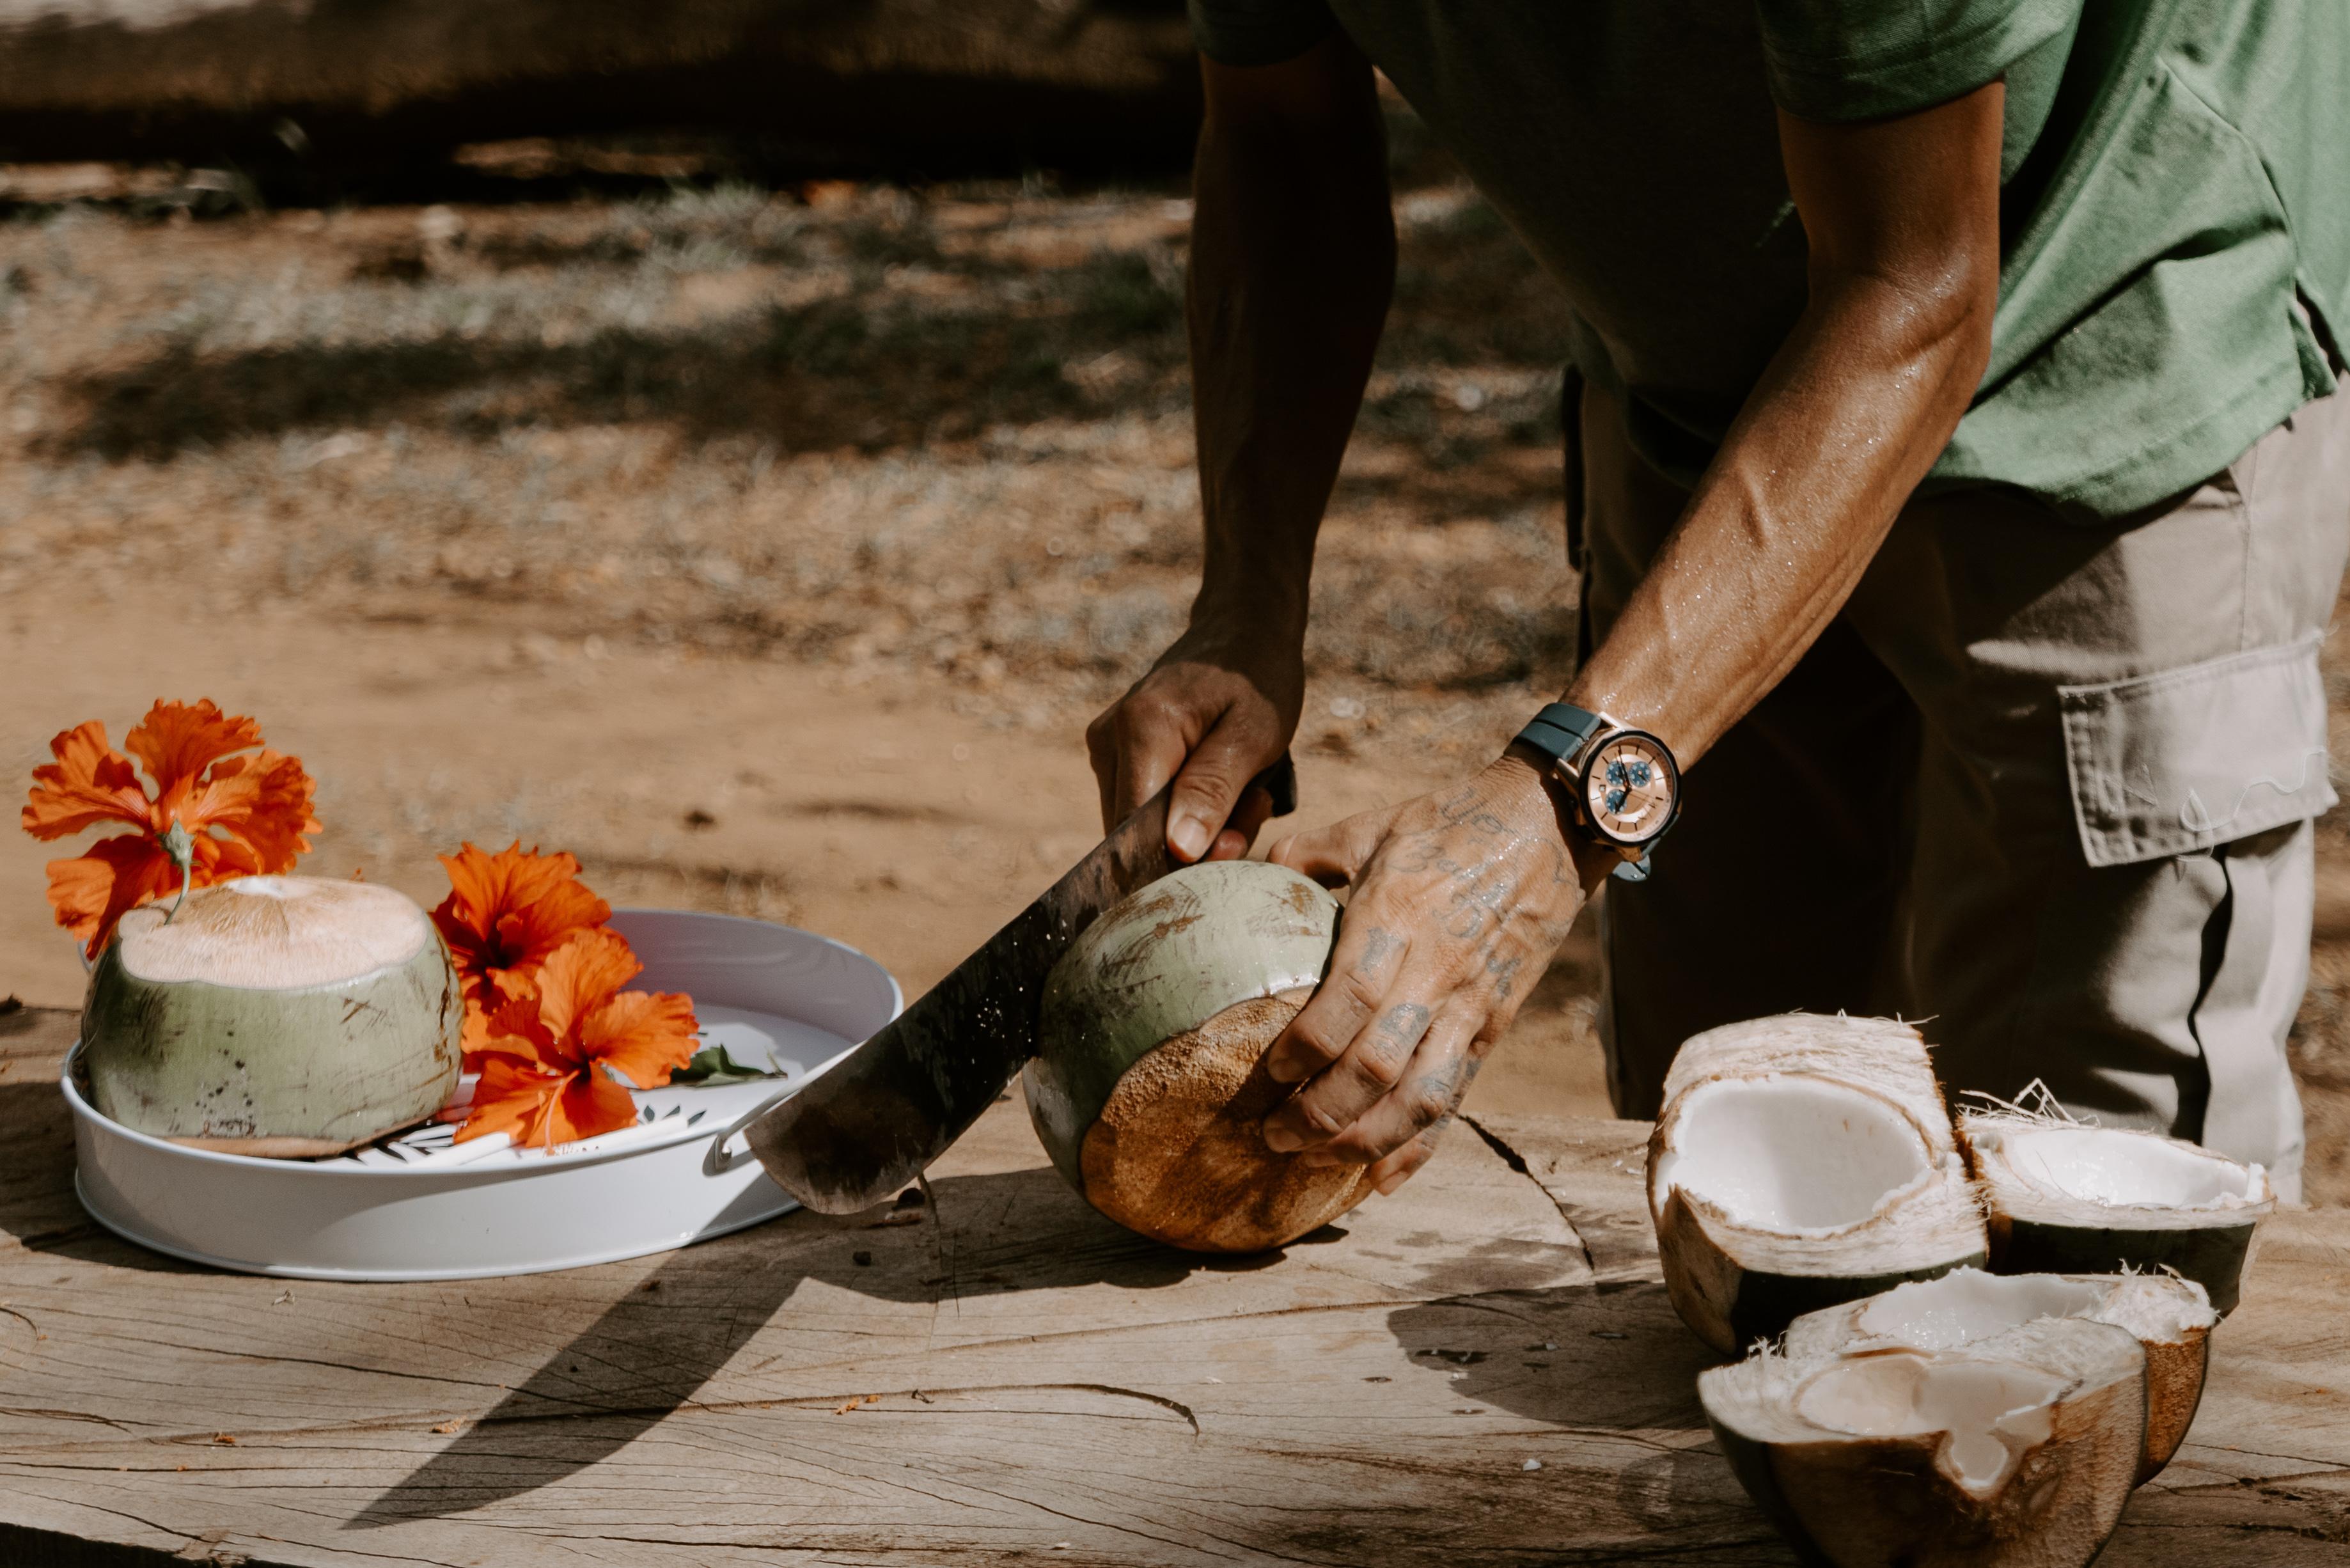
[0,1005,2342,1565]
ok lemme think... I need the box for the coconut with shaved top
[1783,1267,2215,1484]
[1647,1014,1988,1354]
[1702,1312,2145,1568]
[80,876,463,1157]
[1959,1111,2273,1316]
[1025,859,1368,1253]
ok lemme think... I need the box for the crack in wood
[0,1405,139,1432]
[1464,1113,1598,1276]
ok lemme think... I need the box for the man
[1086,0,2349,1200]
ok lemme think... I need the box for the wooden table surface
[0,1001,2345,1566]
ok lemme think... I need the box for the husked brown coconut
[1647,1014,1987,1354]
[1702,1313,2147,1568]
[1960,1110,2274,1317]
[1026,860,1368,1252]
[1782,1267,2215,1484]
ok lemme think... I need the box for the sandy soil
[0,141,2338,1199]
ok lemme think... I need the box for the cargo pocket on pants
[2060,635,2336,868]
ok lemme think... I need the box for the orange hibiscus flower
[457,927,699,1149]
[430,842,612,1058]
[20,700,321,958]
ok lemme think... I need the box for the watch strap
[1514,702,1609,767]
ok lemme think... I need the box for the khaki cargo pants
[1578,386,2350,1200]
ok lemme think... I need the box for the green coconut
[1026,858,1365,1253]
[81,875,463,1157]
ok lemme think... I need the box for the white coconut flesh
[1981,1124,2266,1213]
[1837,1267,2213,1352]
[1849,1269,2108,1349]
[82,876,463,1154]
[1652,1076,1932,1234]
[1796,1353,2064,1496]
[114,875,432,986]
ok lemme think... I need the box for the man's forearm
[1566,272,1989,761]
[1189,40,1396,640]
[1566,92,2003,768]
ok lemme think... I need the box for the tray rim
[68,1168,819,1282]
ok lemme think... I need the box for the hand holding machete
[736,757,1296,1214]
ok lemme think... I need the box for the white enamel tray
[61,908,900,1281]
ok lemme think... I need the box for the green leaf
[670,1044,785,1086]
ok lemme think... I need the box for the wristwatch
[1512,702,1680,880]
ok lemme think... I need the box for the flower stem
[160,821,196,922]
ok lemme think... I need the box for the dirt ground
[1,133,2344,1202]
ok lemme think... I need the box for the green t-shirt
[1189,0,2347,517]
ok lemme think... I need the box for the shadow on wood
[345,1160,1287,1528]
[1384,1284,1737,1538]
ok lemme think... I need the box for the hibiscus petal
[45,835,185,958]
[495,880,612,969]
[529,928,643,1047]
[191,835,265,881]
[458,1012,501,1071]
[437,842,592,935]
[582,989,700,1090]
[476,992,560,1058]
[432,842,611,1013]
[455,1056,568,1145]
[21,721,155,841]
[542,1070,640,1147]
[124,700,263,796]
[487,966,542,1003]
[434,922,501,1011]
[159,748,318,873]
[196,749,320,871]
[430,848,501,952]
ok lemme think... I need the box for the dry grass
[0,145,1576,723]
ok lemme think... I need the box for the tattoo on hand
[1374,1002,1430,1050]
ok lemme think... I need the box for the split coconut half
[80,876,463,1157]
[1783,1266,2215,1483]
[1702,1312,2145,1568]
[1961,1109,2273,1315]
[1026,858,1368,1253]
[1649,1014,1987,1354]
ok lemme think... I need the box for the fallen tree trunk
[0,0,1202,171]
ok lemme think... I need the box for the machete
[737,755,1297,1214]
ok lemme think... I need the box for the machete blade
[744,757,1296,1214]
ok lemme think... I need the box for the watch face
[1581,732,1677,847]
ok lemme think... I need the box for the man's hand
[1258,751,1607,1193]
[1086,613,1302,861]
